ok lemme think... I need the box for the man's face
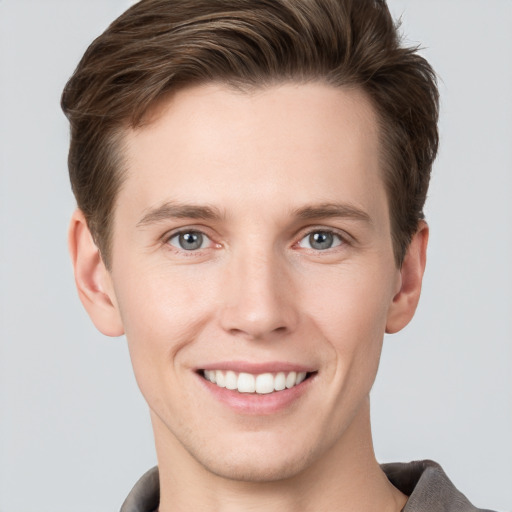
[105,83,403,481]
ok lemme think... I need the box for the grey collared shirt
[381,460,495,512]
[120,460,496,512]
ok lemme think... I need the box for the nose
[218,247,299,340]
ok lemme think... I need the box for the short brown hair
[62,0,439,268]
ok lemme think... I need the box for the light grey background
[0,1,510,511]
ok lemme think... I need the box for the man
[61,0,495,511]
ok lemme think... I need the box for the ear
[68,209,124,337]
[386,221,429,334]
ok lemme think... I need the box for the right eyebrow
[136,201,224,227]
[292,202,372,225]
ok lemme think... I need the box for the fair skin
[69,82,428,512]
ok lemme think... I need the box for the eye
[298,230,343,251]
[167,230,211,251]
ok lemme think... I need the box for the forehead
[119,82,385,223]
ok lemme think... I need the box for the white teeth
[285,371,297,389]
[237,373,255,393]
[255,373,274,394]
[296,372,307,385]
[205,370,216,383]
[225,370,237,390]
[215,370,226,388]
[274,372,286,391]
[203,369,310,394]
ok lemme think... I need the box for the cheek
[115,260,213,332]
[112,264,217,383]
[300,264,393,379]
[303,263,393,335]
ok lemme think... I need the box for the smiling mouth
[200,370,314,394]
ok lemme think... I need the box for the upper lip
[198,361,316,374]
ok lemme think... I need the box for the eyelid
[294,225,352,250]
[159,224,353,254]
[162,226,220,253]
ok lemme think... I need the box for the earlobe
[385,221,429,334]
[68,209,124,337]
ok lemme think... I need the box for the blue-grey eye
[168,231,207,251]
[299,231,342,250]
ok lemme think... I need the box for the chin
[185,432,319,483]
[201,451,313,483]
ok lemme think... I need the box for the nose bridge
[219,241,298,339]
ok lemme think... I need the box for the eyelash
[295,228,346,252]
[162,227,350,255]
[165,229,217,253]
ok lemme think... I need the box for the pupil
[180,232,202,250]
[310,232,333,250]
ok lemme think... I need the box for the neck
[153,399,406,512]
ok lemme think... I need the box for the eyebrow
[292,203,372,224]
[136,200,372,227]
[136,201,224,227]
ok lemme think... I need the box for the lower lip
[196,373,315,415]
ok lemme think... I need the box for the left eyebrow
[136,201,224,227]
[292,202,372,224]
